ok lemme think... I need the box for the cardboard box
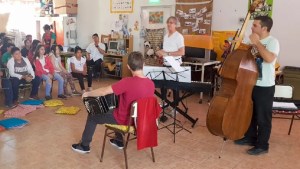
[53,0,78,15]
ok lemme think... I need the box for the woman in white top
[70,46,92,92]
[156,16,185,65]
[49,45,81,96]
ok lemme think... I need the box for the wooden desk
[103,53,131,78]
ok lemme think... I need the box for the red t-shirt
[112,76,155,125]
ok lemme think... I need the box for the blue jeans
[41,73,64,96]
[1,78,13,106]
[10,76,41,101]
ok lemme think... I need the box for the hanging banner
[175,0,213,35]
[249,0,273,19]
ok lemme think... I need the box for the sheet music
[143,66,191,83]
[273,102,298,110]
[164,56,185,72]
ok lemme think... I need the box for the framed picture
[141,6,172,29]
[110,0,134,13]
[149,11,164,24]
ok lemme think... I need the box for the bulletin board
[110,0,134,13]
[175,0,213,35]
[248,0,273,19]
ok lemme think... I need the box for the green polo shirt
[1,52,12,65]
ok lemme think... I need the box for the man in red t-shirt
[72,51,155,154]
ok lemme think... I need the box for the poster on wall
[175,0,213,35]
[212,31,236,61]
[149,11,164,24]
[110,0,134,13]
[249,0,273,19]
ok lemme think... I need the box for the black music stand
[146,67,192,143]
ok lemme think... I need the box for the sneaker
[5,104,17,109]
[45,96,52,100]
[87,87,93,91]
[71,143,90,154]
[247,147,268,155]
[109,139,124,150]
[58,94,67,99]
[64,93,72,97]
[29,95,40,100]
[234,137,256,146]
[82,90,86,94]
[72,90,82,96]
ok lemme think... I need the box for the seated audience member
[1,43,15,67]
[26,34,32,43]
[0,63,14,108]
[86,33,105,78]
[34,45,66,100]
[21,39,31,58]
[72,51,155,153]
[7,47,41,102]
[49,45,81,96]
[28,40,41,65]
[0,36,13,56]
[70,46,92,93]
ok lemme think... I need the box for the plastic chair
[272,85,300,135]
[100,97,159,169]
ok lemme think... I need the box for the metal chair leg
[100,128,109,162]
[123,134,129,169]
[150,147,155,162]
[125,133,130,147]
[288,114,295,135]
[50,79,54,95]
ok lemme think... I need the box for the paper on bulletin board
[249,0,273,19]
[175,0,213,35]
[110,0,134,13]
[212,31,236,61]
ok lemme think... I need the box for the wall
[77,0,300,67]
[77,0,175,51]
[212,0,300,68]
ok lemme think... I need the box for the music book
[164,56,185,72]
[272,101,298,110]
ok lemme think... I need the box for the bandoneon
[83,94,118,115]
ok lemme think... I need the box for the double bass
[206,1,263,140]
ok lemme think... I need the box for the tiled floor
[1,78,300,169]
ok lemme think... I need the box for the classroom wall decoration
[110,0,134,13]
[212,31,236,61]
[249,0,273,19]
[175,0,213,35]
[149,11,164,24]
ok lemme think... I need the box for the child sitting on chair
[34,45,66,100]
[49,45,81,96]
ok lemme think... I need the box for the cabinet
[101,35,133,78]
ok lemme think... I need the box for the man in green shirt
[1,43,15,67]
